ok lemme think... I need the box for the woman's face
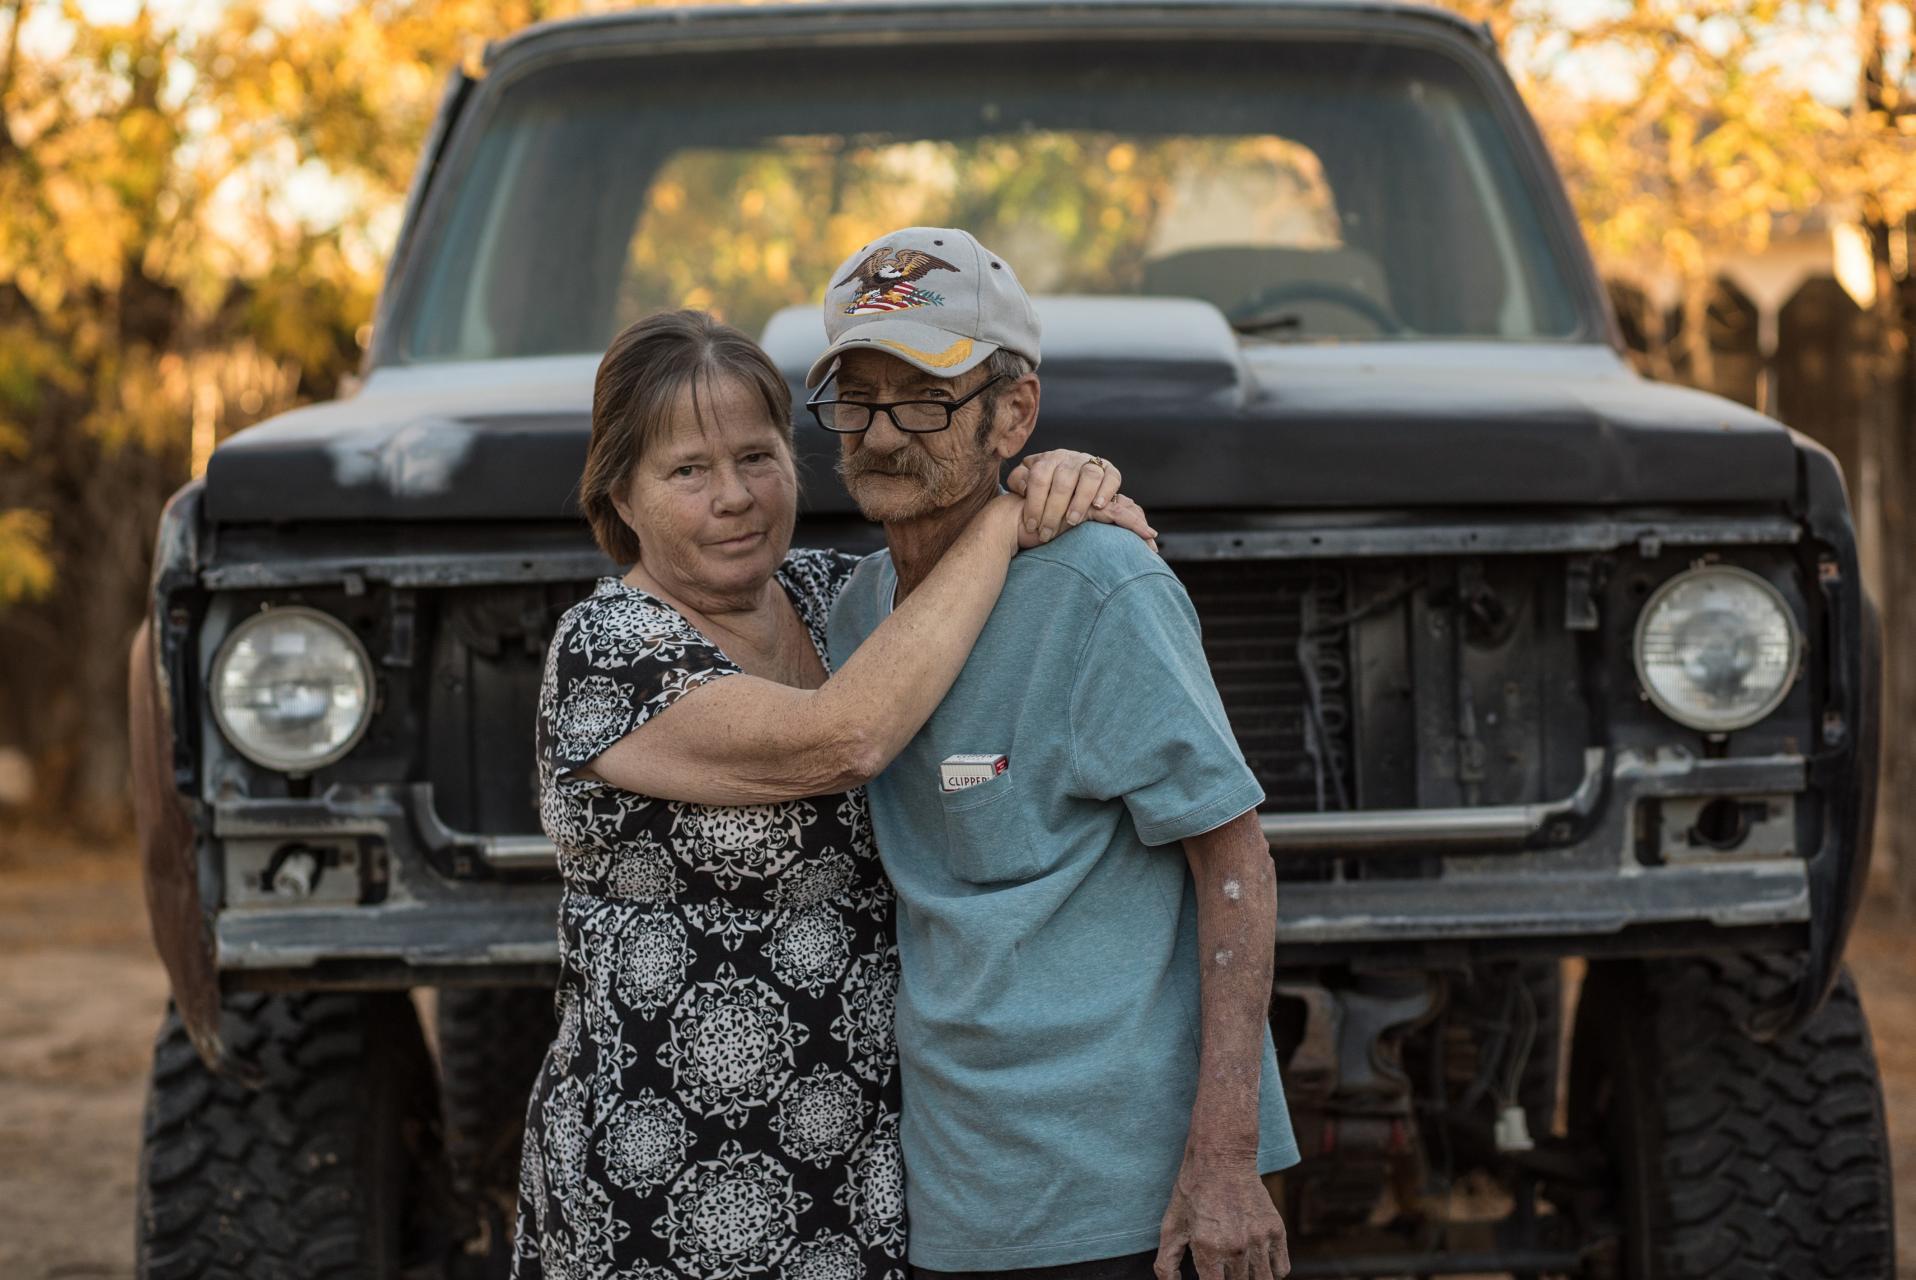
[613,376,797,607]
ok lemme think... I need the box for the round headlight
[211,606,373,772]
[1633,565,1800,732]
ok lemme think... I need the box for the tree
[0,0,621,828]
[1456,1,1837,386]
[1839,1,1916,908]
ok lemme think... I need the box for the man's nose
[858,407,911,454]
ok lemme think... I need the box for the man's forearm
[1180,807,1277,1165]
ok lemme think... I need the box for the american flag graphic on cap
[848,281,948,315]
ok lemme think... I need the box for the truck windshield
[393,35,1589,362]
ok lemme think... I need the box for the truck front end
[132,4,1892,1276]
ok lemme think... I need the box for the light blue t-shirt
[827,522,1300,1272]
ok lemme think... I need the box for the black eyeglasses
[805,374,1004,434]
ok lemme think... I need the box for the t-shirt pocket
[937,768,1044,885]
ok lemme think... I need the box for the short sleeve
[778,547,866,619]
[537,586,742,783]
[1068,571,1264,846]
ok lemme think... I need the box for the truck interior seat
[1139,245,1395,337]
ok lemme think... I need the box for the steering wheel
[1227,280,1404,337]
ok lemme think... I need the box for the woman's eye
[742,452,773,465]
[673,465,700,478]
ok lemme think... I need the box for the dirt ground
[1,835,1912,1279]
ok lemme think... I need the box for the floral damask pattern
[772,1068,870,1169]
[832,949,901,1087]
[779,1232,888,1280]
[612,912,696,1017]
[769,904,855,997]
[654,1141,812,1280]
[671,800,820,891]
[514,550,903,1280]
[599,1091,692,1194]
[659,965,807,1127]
[837,1114,908,1255]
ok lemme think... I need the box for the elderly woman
[513,310,1152,1280]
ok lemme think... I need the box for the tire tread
[137,993,400,1280]
[1586,955,1896,1280]
[436,986,554,1200]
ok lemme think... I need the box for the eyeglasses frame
[805,373,1007,435]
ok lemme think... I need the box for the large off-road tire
[1570,954,1896,1279]
[437,986,555,1198]
[137,991,449,1280]
[436,986,556,1278]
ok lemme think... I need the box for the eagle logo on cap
[838,246,958,315]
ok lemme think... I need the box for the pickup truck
[128,3,1893,1277]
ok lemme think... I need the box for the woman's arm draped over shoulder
[579,496,1022,805]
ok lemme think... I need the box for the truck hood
[204,300,1798,524]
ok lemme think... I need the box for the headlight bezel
[209,604,376,773]
[1631,563,1803,733]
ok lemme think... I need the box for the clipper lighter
[939,753,1009,793]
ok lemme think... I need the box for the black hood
[203,303,1798,526]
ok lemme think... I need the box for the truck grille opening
[433,567,1363,840]
[1175,562,1355,815]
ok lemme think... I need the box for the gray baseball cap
[805,226,1043,389]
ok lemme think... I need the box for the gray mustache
[839,456,931,481]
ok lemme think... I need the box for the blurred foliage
[0,0,623,822]
[0,509,52,601]
[1454,0,1915,382]
[624,134,1326,340]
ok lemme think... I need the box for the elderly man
[819,228,1298,1280]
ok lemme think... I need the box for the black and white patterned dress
[514,548,905,1280]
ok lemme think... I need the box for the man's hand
[1155,1155,1290,1280]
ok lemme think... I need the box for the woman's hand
[1006,449,1116,540]
[1007,450,1159,552]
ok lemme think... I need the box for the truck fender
[129,619,231,1076]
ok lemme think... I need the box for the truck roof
[485,0,1494,70]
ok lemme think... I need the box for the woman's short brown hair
[580,309,794,565]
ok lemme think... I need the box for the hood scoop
[760,295,1247,404]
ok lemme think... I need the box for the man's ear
[988,374,1041,460]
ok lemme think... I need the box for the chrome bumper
[210,747,1812,976]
